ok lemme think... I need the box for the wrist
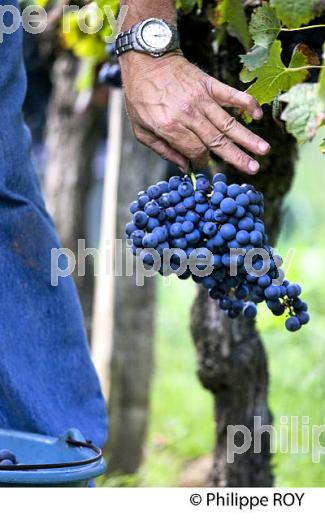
[119,50,184,79]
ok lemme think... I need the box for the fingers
[204,103,270,156]
[187,117,260,174]
[134,127,188,171]
[154,120,209,170]
[207,77,263,120]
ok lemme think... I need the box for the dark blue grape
[186,229,201,244]
[170,223,184,238]
[250,230,263,246]
[138,194,150,208]
[166,207,176,219]
[257,275,271,288]
[157,181,169,193]
[211,192,224,206]
[238,217,254,231]
[285,316,302,332]
[220,223,236,241]
[183,195,196,209]
[147,217,160,232]
[186,210,200,223]
[264,285,281,300]
[297,311,310,325]
[286,284,302,298]
[195,203,209,214]
[144,201,160,217]
[243,302,257,319]
[175,202,187,215]
[227,184,242,198]
[194,191,207,203]
[236,193,250,207]
[236,230,250,245]
[168,176,182,190]
[178,181,194,197]
[168,190,181,205]
[196,177,210,191]
[130,230,145,247]
[142,233,158,248]
[172,237,188,249]
[235,205,246,219]
[213,173,227,184]
[158,194,169,209]
[220,297,232,310]
[99,62,122,87]
[220,197,237,215]
[182,221,194,234]
[214,181,228,195]
[147,185,161,199]
[203,222,217,237]
[125,221,137,236]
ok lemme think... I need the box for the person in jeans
[0,0,107,447]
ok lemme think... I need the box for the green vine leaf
[217,0,250,50]
[246,40,309,106]
[240,4,281,71]
[280,83,325,143]
[240,45,269,72]
[270,0,320,29]
[176,0,202,13]
[318,43,325,104]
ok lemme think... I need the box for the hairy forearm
[120,0,177,30]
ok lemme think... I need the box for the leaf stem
[288,65,324,72]
[281,24,325,32]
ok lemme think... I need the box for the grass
[105,129,325,487]
[139,278,214,486]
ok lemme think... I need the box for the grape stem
[187,163,197,188]
[190,171,197,188]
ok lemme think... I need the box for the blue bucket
[0,428,107,487]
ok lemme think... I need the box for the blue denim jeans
[0,1,108,448]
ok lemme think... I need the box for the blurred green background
[110,129,325,488]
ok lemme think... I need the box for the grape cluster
[98,62,122,88]
[125,173,309,332]
[0,449,17,467]
[98,45,122,88]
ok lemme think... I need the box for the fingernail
[258,141,270,153]
[178,166,186,174]
[249,160,260,173]
[253,108,263,120]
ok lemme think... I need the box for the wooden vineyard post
[91,87,124,400]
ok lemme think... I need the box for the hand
[120,52,270,174]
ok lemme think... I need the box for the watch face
[140,20,172,52]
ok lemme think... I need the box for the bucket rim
[0,437,103,472]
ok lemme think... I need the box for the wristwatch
[115,18,180,58]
